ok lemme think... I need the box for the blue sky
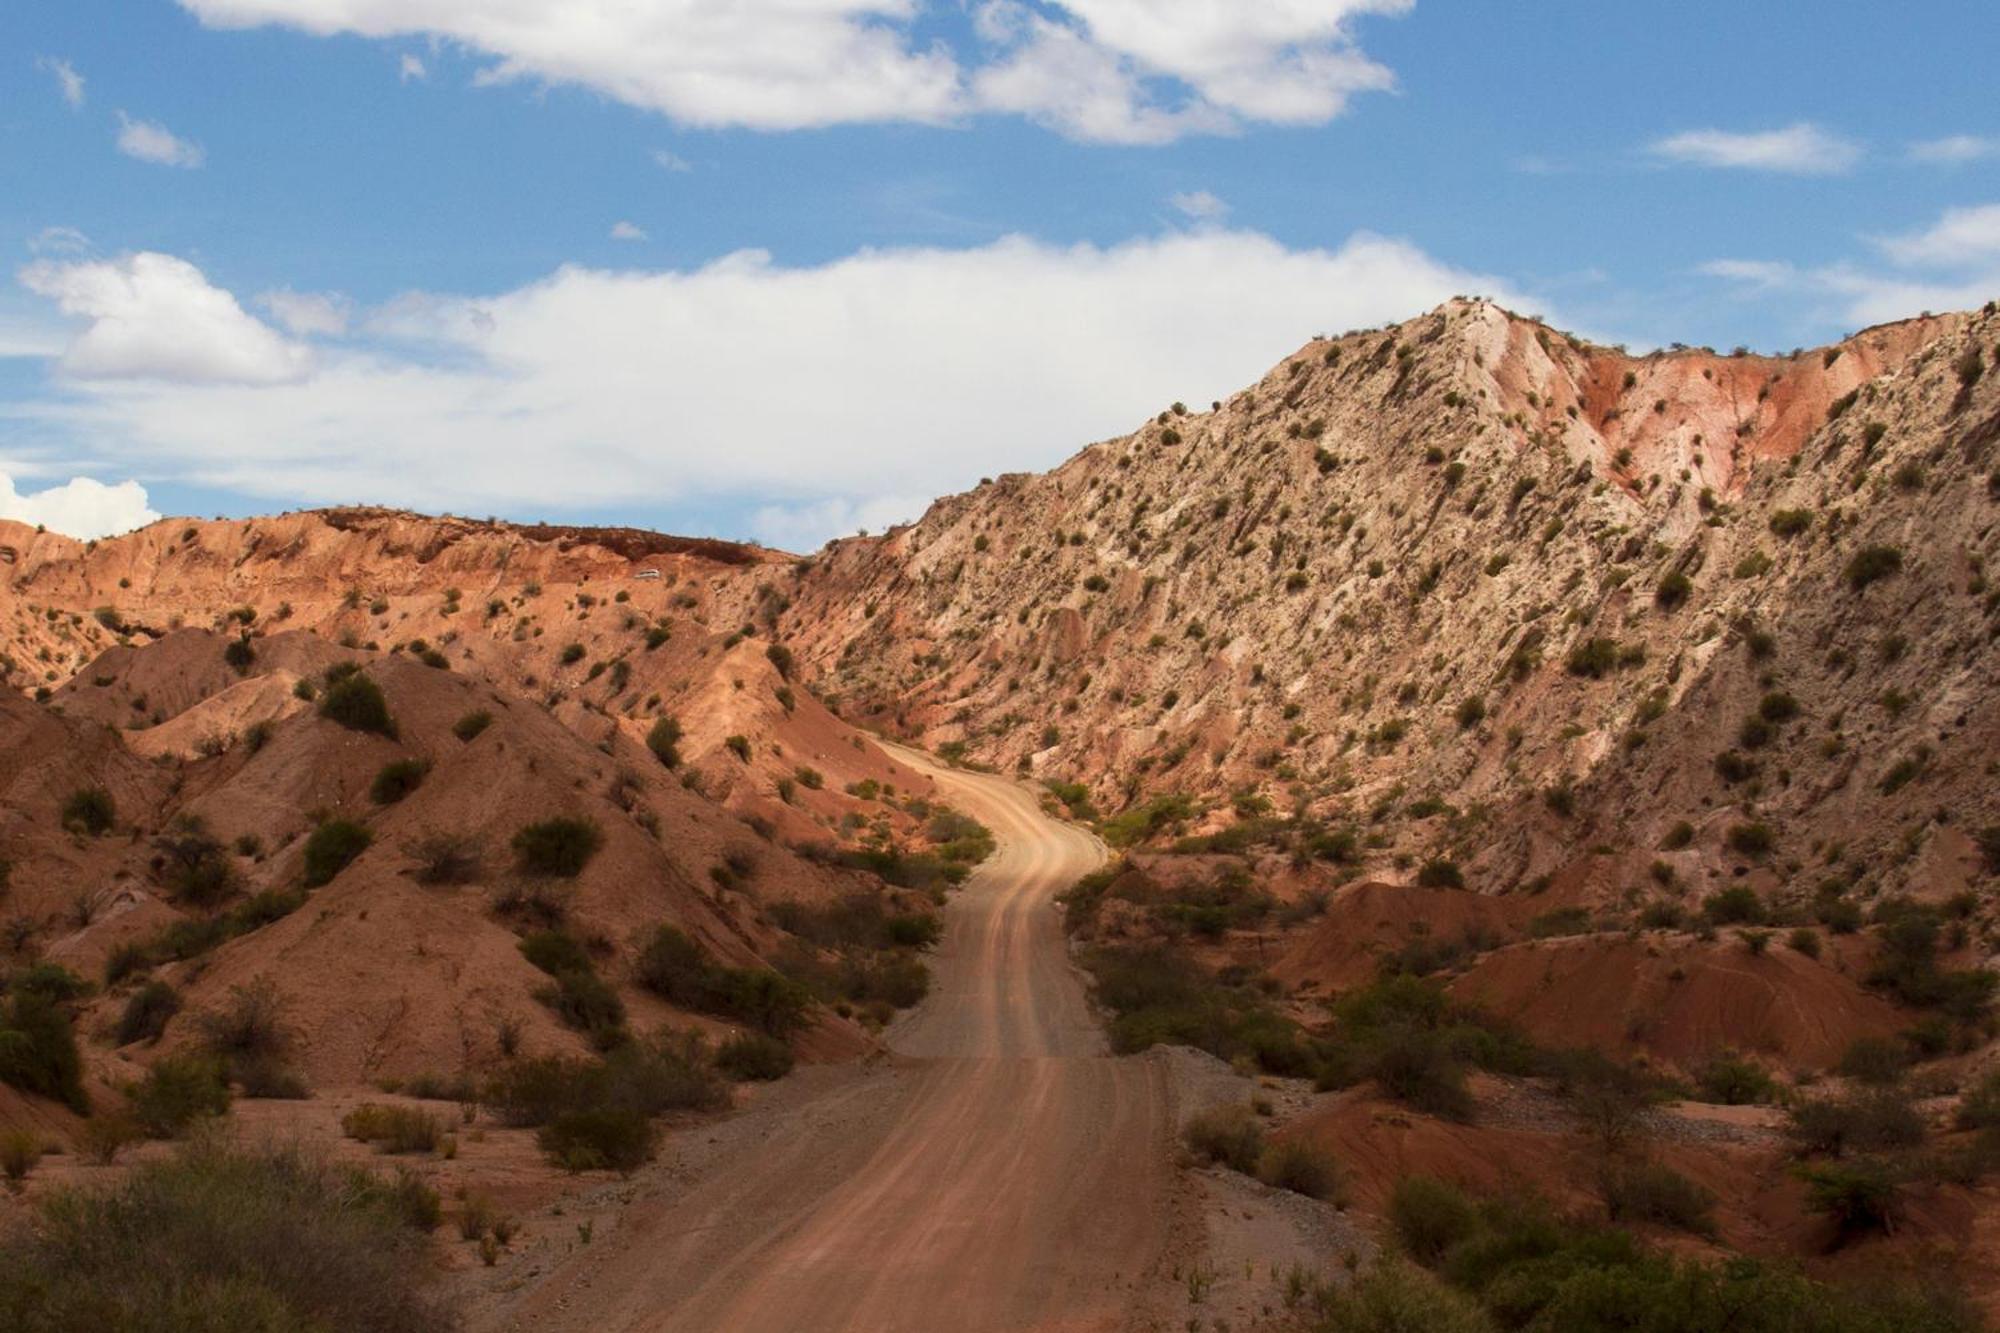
[3,1,1997,547]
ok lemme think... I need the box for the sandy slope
[499,748,1175,1333]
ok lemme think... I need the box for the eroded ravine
[503,747,1174,1333]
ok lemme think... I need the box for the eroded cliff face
[760,298,1999,898]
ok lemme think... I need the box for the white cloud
[748,494,935,549]
[257,288,352,337]
[115,112,206,168]
[971,0,1404,143]
[651,149,692,172]
[609,221,649,242]
[399,52,427,82]
[0,472,158,540]
[21,252,312,384]
[1169,189,1230,223]
[1694,259,1795,289]
[1909,135,1995,165]
[27,226,92,257]
[180,0,962,131]
[37,56,85,108]
[1874,203,2000,268]
[1700,202,2000,330]
[1650,123,1859,175]
[175,0,1408,143]
[11,229,1534,549]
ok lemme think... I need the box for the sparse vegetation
[319,669,396,736]
[0,1142,451,1330]
[512,816,604,877]
[303,819,373,887]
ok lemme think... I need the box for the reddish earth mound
[1450,934,1909,1072]
[1272,881,1528,992]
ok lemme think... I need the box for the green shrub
[518,929,593,977]
[319,672,396,736]
[341,1104,443,1154]
[0,1143,449,1330]
[1389,1176,1480,1264]
[646,717,683,767]
[1725,823,1774,858]
[1769,508,1813,537]
[512,817,603,877]
[155,819,237,907]
[1257,1139,1342,1200]
[635,925,713,1007]
[1843,545,1902,592]
[303,820,373,888]
[1416,859,1464,889]
[1299,1259,1494,1333]
[635,925,811,1036]
[0,991,89,1113]
[1836,1036,1911,1086]
[715,1032,794,1081]
[1600,1160,1716,1236]
[61,786,116,836]
[452,710,492,742]
[1654,570,1692,609]
[130,1053,231,1137]
[114,981,181,1046]
[536,969,625,1046]
[1702,886,1765,924]
[409,831,482,885]
[537,1107,655,1173]
[1183,1104,1265,1173]
[1788,1090,1924,1157]
[1566,637,1621,678]
[1695,1052,1774,1105]
[1383,1178,1975,1331]
[369,758,429,805]
[1799,1159,1900,1241]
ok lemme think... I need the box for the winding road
[509,748,1175,1332]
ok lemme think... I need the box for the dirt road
[504,749,1175,1333]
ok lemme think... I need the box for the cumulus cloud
[11,229,1532,548]
[257,288,352,337]
[651,149,692,172]
[399,52,427,82]
[37,56,85,108]
[175,0,1408,142]
[0,472,158,540]
[970,0,1407,143]
[1650,123,1859,175]
[609,221,649,242]
[1700,202,2000,329]
[1910,135,1996,165]
[115,112,205,168]
[21,252,312,384]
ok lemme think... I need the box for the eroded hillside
[767,297,2000,909]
